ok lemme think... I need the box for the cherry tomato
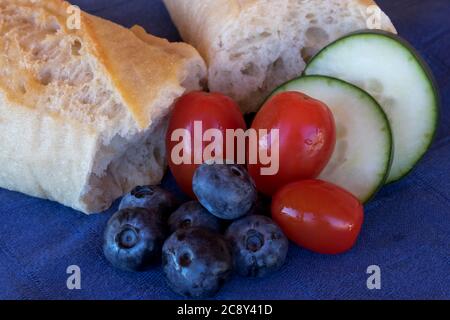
[272,180,364,255]
[248,92,336,196]
[166,91,246,197]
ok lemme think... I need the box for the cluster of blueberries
[103,163,289,298]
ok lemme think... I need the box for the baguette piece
[163,0,396,113]
[0,0,206,214]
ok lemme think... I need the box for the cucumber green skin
[270,75,394,203]
[304,30,440,184]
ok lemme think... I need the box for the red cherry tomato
[272,180,364,255]
[166,91,246,197]
[248,92,336,196]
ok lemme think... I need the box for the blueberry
[103,208,167,272]
[192,164,257,220]
[168,201,222,233]
[119,185,179,215]
[225,215,288,277]
[162,227,233,298]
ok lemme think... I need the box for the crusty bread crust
[164,0,396,113]
[0,0,206,213]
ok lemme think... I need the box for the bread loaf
[163,0,396,113]
[0,0,206,214]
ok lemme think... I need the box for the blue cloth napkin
[0,0,449,300]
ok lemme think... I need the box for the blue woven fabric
[0,0,449,300]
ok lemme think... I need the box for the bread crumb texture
[0,0,206,213]
[164,0,396,113]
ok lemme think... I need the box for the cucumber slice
[272,76,393,203]
[305,31,439,183]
